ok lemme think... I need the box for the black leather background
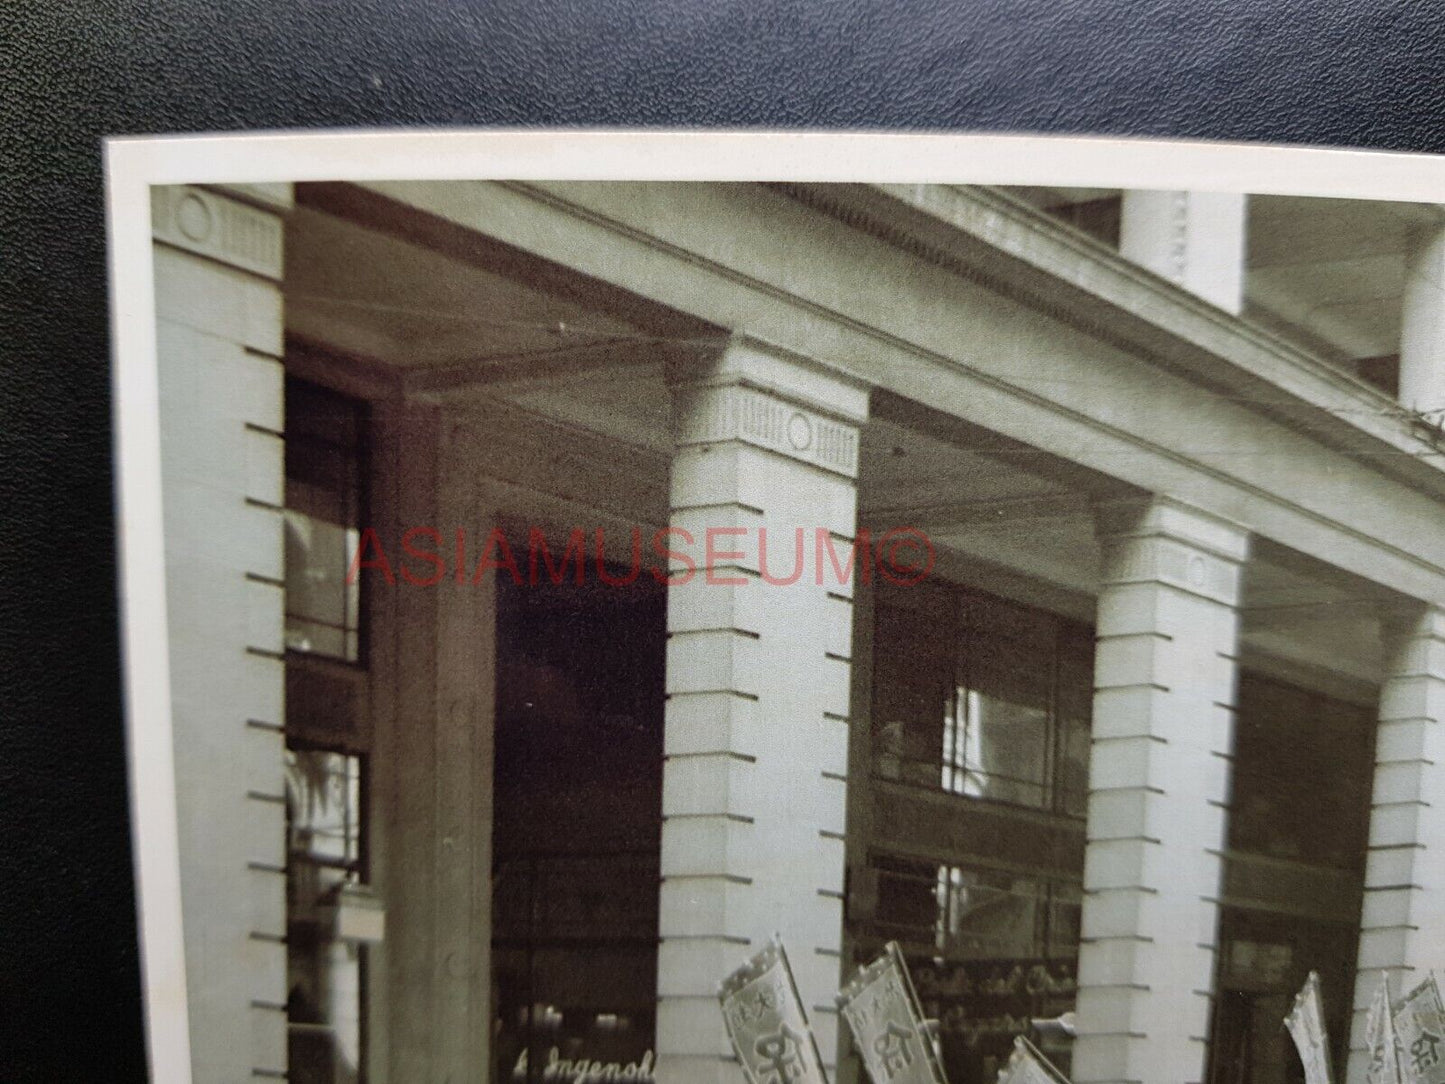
[3,1,1443,1078]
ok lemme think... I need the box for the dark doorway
[1206,671,1374,1084]
[1208,909,1358,1084]
[489,567,666,1083]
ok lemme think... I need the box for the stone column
[835,574,877,1084]
[1398,223,1445,416]
[152,184,291,1081]
[1347,605,1445,1082]
[1119,191,1247,314]
[368,404,495,1082]
[1073,497,1248,1084]
[655,339,869,1083]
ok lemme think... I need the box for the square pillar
[152,184,291,1081]
[1399,223,1445,416]
[655,340,869,1084]
[1347,605,1445,1083]
[368,405,495,1083]
[1074,497,1248,1084]
[1120,191,1247,314]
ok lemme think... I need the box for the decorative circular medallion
[787,412,813,451]
[176,193,215,243]
[1187,554,1208,588]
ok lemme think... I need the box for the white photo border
[106,129,1445,1082]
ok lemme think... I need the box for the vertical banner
[836,941,947,1084]
[1394,975,1445,1084]
[719,937,831,1084]
[1284,971,1334,1084]
[996,1035,1071,1084]
[1365,973,1404,1084]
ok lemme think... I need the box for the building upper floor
[252,178,1445,617]
[1005,186,1445,414]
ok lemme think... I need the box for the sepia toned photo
[108,134,1445,1084]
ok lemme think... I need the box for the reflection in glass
[284,377,364,664]
[873,586,1092,817]
[942,688,1050,807]
[869,854,1081,1083]
[1227,674,1373,869]
[491,573,666,1082]
[872,856,1079,961]
[285,510,361,662]
[285,748,365,1084]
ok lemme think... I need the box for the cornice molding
[352,179,1445,604]
[777,181,1445,499]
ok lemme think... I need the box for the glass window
[1055,629,1095,819]
[866,585,1089,1082]
[1056,715,1091,820]
[872,854,943,945]
[873,584,1093,817]
[285,378,364,663]
[286,747,363,871]
[1208,909,1358,1084]
[869,853,1081,1084]
[1227,674,1374,869]
[942,686,1050,807]
[935,865,1045,959]
[491,570,666,1083]
[871,856,1079,963]
[285,746,366,1084]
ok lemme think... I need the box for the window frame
[871,580,1094,821]
[282,372,370,670]
[281,363,375,1084]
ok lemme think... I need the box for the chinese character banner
[837,941,947,1084]
[996,1036,1070,1084]
[1365,973,1403,1084]
[1285,971,1334,1084]
[719,938,830,1084]
[1394,975,1445,1084]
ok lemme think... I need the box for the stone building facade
[149,178,1445,1084]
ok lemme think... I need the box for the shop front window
[1209,910,1358,1084]
[284,377,364,663]
[491,566,665,1084]
[873,584,1093,818]
[941,687,1050,806]
[1206,674,1375,1084]
[283,374,371,1082]
[285,747,368,1084]
[864,582,1089,1082]
[870,854,1080,1083]
[1228,673,1374,869]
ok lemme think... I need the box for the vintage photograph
[109,135,1445,1084]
